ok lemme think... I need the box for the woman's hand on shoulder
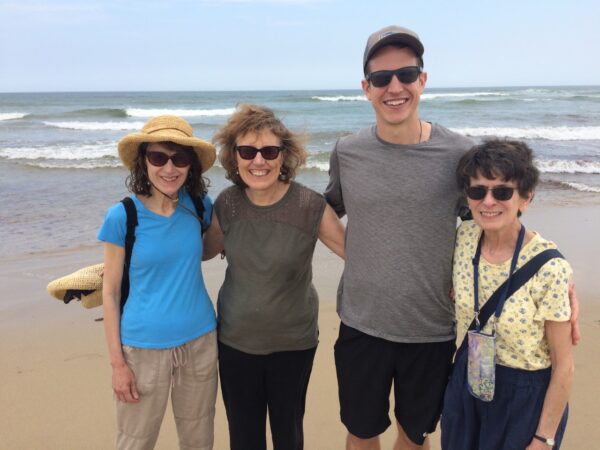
[111,361,139,403]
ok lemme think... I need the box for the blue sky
[1,0,599,92]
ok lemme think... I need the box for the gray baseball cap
[363,25,424,74]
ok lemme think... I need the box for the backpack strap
[456,248,564,359]
[120,197,137,315]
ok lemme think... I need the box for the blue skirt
[441,350,568,450]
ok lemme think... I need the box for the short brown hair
[213,104,307,188]
[126,141,209,197]
[456,139,539,198]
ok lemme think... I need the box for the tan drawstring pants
[116,330,218,450]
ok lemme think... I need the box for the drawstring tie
[171,343,189,386]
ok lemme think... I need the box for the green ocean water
[1,87,599,256]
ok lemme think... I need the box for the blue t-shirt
[97,191,216,349]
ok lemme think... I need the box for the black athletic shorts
[334,322,455,445]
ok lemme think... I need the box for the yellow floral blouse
[453,220,572,370]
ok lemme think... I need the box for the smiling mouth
[383,98,408,106]
[160,175,179,182]
[249,170,269,177]
[480,211,501,217]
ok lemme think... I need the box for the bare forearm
[203,213,225,260]
[318,204,346,259]
[203,240,223,260]
[103,292,126,367]
[320,235,345,259]
[533,317,575,441]
[536,361,573,438]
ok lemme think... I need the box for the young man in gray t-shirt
[324,25,472,449]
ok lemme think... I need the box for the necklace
[417,119,422,143]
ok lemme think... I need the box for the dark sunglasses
[146,150,193,168]
[236,145,282,160]
[465,185,516,201]
[366,66,422,88]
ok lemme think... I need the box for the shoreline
[2,159,599,260]
[1,202,599,448]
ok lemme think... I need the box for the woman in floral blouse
[442,139,574,450]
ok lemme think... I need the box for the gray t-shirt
[324,124,473,343]
[215,181,326,354]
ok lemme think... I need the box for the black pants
[218,342,317,450]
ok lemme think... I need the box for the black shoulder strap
[120,197,137,315]
[456,248,564,358]
[191,195,209,234]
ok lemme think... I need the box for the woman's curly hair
[212,104,307,188]
[456,139,539,198]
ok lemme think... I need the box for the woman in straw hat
[204,104,345,450]
[98,115,218,449]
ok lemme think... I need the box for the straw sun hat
[47,263,104,309]
[118,115,216,172]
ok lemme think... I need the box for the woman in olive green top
[204,104,345,450]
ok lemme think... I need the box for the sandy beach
[1,202,598,450]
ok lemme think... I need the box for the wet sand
[0,202,598,449]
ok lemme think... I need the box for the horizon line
[1,84,599,95]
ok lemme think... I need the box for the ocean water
[1,87,600,257]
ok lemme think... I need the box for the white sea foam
[451,126,600,141]
[422,92,508,100]
[312,95,367,102]
[0,113,27,121]
[312,92,507,102]
[536,159,600,174]
[43,121,145,131]
[0,142,117,161]
[126,108,235,117]
[237,156,600,176]
[559,182,600,193]
[304,159,330,172]
[30,160,121,169]
[519,88,554,95]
